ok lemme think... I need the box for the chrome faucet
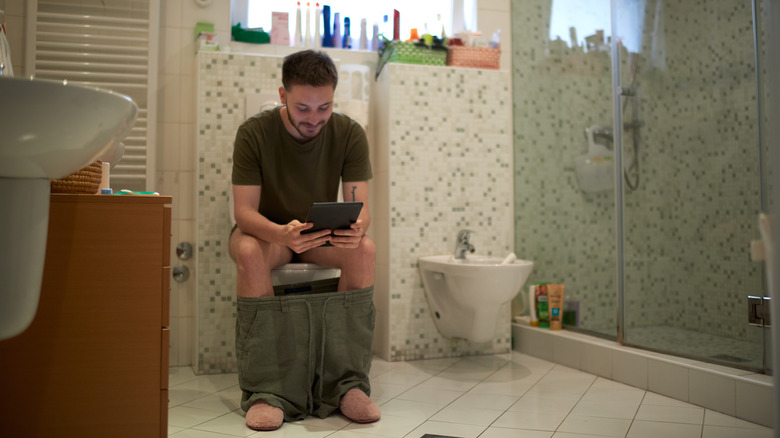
[454,229,475,259]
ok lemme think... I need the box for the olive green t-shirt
[231,106,372,225]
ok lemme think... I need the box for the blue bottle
[322,5,333,47]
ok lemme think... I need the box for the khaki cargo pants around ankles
[235,286,375,422]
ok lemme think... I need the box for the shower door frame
[608,0,771,374]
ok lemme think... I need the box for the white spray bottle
[313,3,322,48]
[304,2,311,47]
[293,1,303,47]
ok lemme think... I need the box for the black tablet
[301,201,363,235]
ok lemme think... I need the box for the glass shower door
[511,0,617,339]
[614,0,768,371]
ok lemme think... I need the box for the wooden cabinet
[0,194,172,437]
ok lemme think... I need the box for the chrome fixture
[176,242,193,260]
[454,229,475,259]
[173,265,190,283]
[748,295,772,327]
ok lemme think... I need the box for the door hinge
[748,296,772,327]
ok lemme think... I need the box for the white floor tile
[703,409,771,429]
[416,375,480,391]
[191,409,255,436]
[641,392,694,408]
[395,386,464,407]
[168,406,226,428]
[376,398,444,420]
[324,431,382,438]
[294,413,351,430]
[429,405,504,426]
[626,420,702,438]
[583,379,645,403]
[182,387,242,414]
[507,353,558,371]
[701,424,774,438]
[398,356,462,373]
[166,353,773,438]
[405,419,487,438]
[492,409,568,431]
[370,367,435,386]
[485,365,548,384]
[169,387,218,408]
[436,368,500,382]
[450,391,520,411]
[481,426,553,438]
[569,399,641,420]
[508,395,578,415]
[552,432,614,438]
[634,404,704,425]
[468,379,535,397]
[175,373,240,393]
[169,366,198,387]
[341,414,424,437]
[368,358,399,378]
[369,381,413,404]
[556,415,632,437]
[170,429,245,438]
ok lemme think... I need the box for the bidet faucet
[454,229,475,259]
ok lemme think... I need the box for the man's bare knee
[230,235,261,265]
[357,236,375,266]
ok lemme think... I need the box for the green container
[386,41,447,66]
[376,39,448,79]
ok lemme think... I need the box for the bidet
[418,254,534,342]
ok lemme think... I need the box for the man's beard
[287,109,326,140]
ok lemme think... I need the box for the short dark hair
[282,50,338,90]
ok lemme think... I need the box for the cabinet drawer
[162,266,171,326]
[161,328,170,389]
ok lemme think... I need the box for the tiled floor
[168,352,773,438]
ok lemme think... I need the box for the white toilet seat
[271,263,341,286]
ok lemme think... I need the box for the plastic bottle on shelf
[359,18,368,50]
[332,12,341,48]
[293,2,303,47]
[304,2,311,47]
[342,16,351,49]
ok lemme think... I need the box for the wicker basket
[51,161,103,194]
[447,46,501,69]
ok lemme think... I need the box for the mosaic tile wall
[195,52,283,374]
[195,51,513,372]
[374,63,515,361]
[511,0,764,349]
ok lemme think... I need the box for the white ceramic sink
[0,77,137,178]
[0,77,138,340]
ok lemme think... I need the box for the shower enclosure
[512,0,772,374]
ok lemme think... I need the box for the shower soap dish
[575,126,613,193]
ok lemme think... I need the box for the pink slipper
[339,388,381,423]
[245,400,284,431]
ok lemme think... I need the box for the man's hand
[329,219,366,249]
[284,220,332,253]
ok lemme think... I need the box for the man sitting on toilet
[228,50,379,431]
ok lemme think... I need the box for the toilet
[229,192,341,295]
[418,254,534,343]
